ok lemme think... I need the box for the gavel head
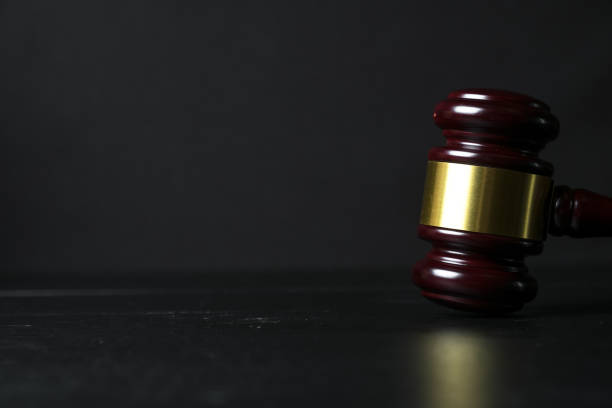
[412,89,560,313]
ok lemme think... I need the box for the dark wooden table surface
[1,267,611,407]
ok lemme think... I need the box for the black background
[1,0,610,277]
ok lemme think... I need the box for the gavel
[412,89,612,313]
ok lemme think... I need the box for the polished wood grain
[549,186,612,237]
[413,89,611,313]
[429,88,558,175]
[413,224,539,313]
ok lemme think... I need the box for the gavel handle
[549,186,612,237]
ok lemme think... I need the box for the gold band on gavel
[419,161,553,240]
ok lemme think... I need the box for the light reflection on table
[416,329,503,408]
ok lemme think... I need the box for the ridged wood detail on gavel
[549,186,612,237]
[412,89,612,313]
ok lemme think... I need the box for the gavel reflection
[417,330,500,408]
[412,89,612,313]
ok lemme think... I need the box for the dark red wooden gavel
[412,89,612,313]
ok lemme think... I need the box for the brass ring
[419,161,553,240]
